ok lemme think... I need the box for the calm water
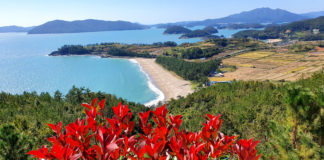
[0,27,241,104]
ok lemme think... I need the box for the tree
[286,86,320,148]
[0,124,33,160]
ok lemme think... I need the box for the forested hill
[155,8,307,27]
[28,19,148,34]
[167,71,324,159]
[163,26,191,34]
[233,16,324,40]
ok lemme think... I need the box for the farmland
[219,46,324,81]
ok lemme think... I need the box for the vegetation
[156,56,221,82]
[162,38,266,59]
[163,26,191,34]
[27,99,261,159]
[202,26,218,34]
[181,47,223,59]
[28,19,147,34]
[167,71,324,159]
[180,29,216,39]
[50,43,158,58]
[233,16,324,40]
[1,71,323,159]
[0,86,148,159]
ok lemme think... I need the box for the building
[266,39,282,43]
[313,29,320,35]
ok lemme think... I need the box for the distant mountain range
[156,8,324,27]
[0,26,34,33]
[301,11,324,18]
[1,8,324,34]
[27,19,148,34]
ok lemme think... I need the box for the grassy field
[221,47,324,81]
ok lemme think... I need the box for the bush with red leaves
[28,99,261,160]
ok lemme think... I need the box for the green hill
[28,19,148,34]
[233,16,324,40]
[163,26,192,34]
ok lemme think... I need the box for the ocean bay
[0,27,240,104]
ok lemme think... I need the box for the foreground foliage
[167,71,324,159]
[0,72,323,159]
[28,99,260,159]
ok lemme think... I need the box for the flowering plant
[28,99,261,160]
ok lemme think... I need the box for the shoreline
[133,58,193,106]
[129,59,165,107]
[48,54,193,106]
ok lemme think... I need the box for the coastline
[133,58,193,106]
[49,54,193,106]
[129,59,165,106]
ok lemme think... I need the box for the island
[28,19,148,34]
[163,26,192,34]
[202,26,218,34]
[180,29,219,39]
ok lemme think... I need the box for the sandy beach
[134,58,193,103]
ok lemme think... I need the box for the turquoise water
[0,27,241,104]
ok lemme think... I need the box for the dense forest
[167,71,324,159]
[180,47,223,59]
[180,29,216,39]
[50,43,156,58]
[155,56,221,82]
[0,87,149,159]
[233,16,324,40]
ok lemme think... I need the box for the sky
[0,0,324,26]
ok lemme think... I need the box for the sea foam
[129,59,165,107]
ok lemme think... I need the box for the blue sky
[0,0,323,26]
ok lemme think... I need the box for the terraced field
[219,50,324,81]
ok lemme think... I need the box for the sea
[0,27,242,105]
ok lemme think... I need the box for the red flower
[27,145,49,159]
[233,138,261,160]
[28,98,261,160]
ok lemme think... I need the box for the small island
[202,26,218,34]
[180,29,218,39]
[163,26,192,34]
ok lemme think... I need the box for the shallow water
[0,27,242,104]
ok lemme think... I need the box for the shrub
[27,99,261,160]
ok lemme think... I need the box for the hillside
[302,11,324,18]
[156,8,307,27]
[163,26,191,34]
[233,16,324,40]
[28,19,148,34]
[1,71,322,159]
[0,25,33,33]
[167,71,323,159]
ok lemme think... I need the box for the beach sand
[135,58,193,102]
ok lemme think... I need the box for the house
[209,71,224,77]
[214,73,224,77]
[207,81,232,86]
[266,39,282,43]
[313,29,320,35]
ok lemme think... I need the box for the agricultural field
[219,47,324,82]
